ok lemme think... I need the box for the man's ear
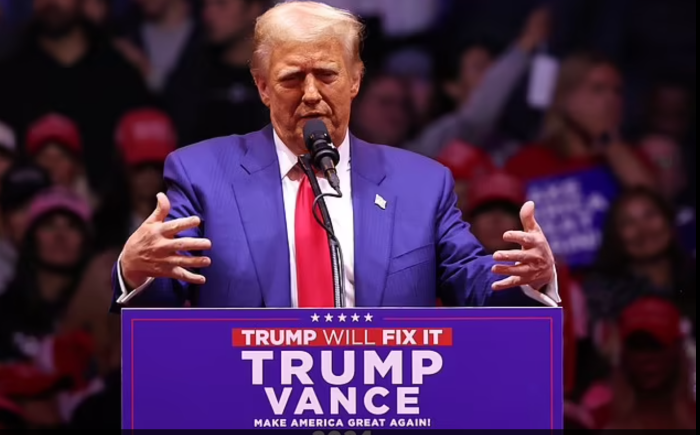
[350,63,364,98]
[253,72,271,107]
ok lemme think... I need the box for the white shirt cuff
[520,265,560,307]
[116,253,154,304]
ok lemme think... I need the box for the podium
[122,307,563,430]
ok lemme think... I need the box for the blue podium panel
[122,308,563,430]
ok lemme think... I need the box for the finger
[491,275,524,291]
[493,249,536,263]
[162,237,212,252]
[163,255,211,268]
[492,263,532,276]
[160,216,201,236]
[169,267,206,285]
[146,193,170,223]
[502,230,536,246]
[519,201,540,232]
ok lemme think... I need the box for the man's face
[254,39,362,154]
[129,165,164,202]
[353,76,410,146]
[33,0,82,37]
[470,206,521,254]
[622,333,680,393]
[203,0,257,45]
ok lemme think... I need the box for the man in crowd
[189,0,271,142]
[0,0,152,195]
[582,297,695,429]
[117,0,203,145]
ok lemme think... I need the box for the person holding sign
[506,52,656,189]
[111,1,559,310]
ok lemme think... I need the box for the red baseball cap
[437,140,495,181]
[116,108,177,166]
[467,170,526,215]
[619,297,682,346]
[26,113,81,156]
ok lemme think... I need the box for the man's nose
[301,75,322,104]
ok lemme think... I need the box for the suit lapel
[231,126,291,307]
[351,137,395,307]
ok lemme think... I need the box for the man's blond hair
[251,1,364,75]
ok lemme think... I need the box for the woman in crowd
[0,188,94,428]
[585,187,696,331]
[505,52,655,189]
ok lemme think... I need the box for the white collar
[273,128,351,179]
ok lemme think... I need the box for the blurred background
[0,0,695,430]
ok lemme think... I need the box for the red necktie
[295,171,334,307]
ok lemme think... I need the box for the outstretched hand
[120,193,212,289]
[491,201,555,291]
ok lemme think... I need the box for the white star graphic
[324,313,334,322]
[338,313,347,322]
[351,313,360,322]
[311,313,320,322]
[364,313,373,322]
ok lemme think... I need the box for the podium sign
[122,308,562,430]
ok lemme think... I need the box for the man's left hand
[491,201,555,291]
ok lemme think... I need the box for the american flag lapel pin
[374,194,386,210]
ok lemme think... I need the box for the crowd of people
[0,0,695,430]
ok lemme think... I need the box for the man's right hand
[120,193,212,289]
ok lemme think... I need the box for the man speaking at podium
[111,1,560,310]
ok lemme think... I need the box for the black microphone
[303,119,341,194]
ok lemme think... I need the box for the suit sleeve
[109,152,203,312]
[434,167,540,307]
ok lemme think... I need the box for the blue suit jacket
[111,126,537,309]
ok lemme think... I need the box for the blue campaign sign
[122,307,563,430]
[526,166,620,268]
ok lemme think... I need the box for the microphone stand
[299,155,346,308]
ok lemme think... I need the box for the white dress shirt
[277,130,356,306]
[117,130,560,307]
